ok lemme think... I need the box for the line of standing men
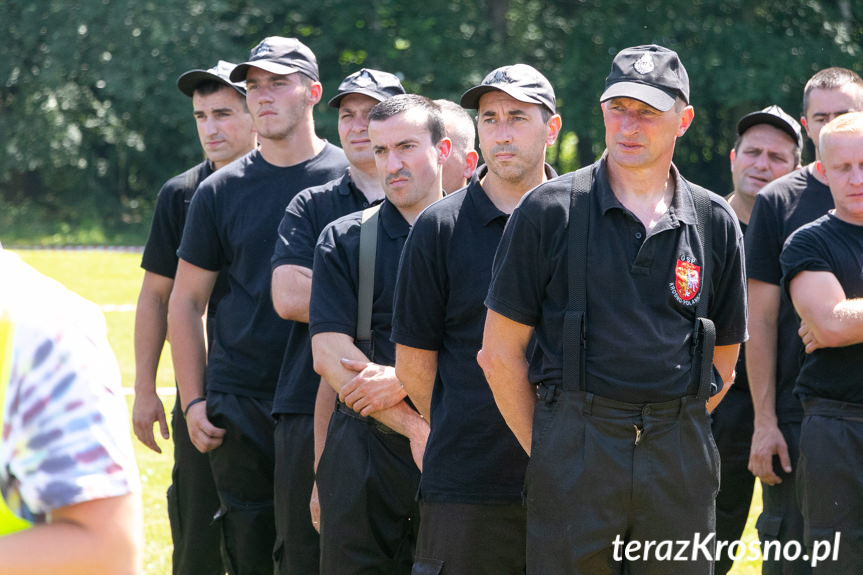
[133,33,859,575]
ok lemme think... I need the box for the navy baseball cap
[177,60,246,98]
[328,68,406,108]
[460,64,556,114]
[600,45,689,112]
[737,105,803,149]
[230,36,319,82]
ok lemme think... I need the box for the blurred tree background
[1,0,860,244]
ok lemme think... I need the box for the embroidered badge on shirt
[634,53,655,75]
[673,258,701,302]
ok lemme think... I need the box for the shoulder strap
[562,165,594,392]
[357,204,382,344]
[687,181,716,401]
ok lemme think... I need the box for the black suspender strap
[356,205,382,351]
[562,166,594,392]
[688,182,715,402]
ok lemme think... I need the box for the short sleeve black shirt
[780,214,863,404]
[391,165,555,504]
[178,145,348,398]
[745,168,833,422]
[309,200,410,367]
[486,158,747,403]
[141,160,229,333]
[270,170,379,414]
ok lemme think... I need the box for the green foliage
[2,0,862,243]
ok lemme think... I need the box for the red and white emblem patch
[674,259,701,301]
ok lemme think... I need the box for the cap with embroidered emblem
[230,36,319,82]
[460,64,556,114]
[177,60,246,98]
[600,45,689,112]
[328,68,406,108]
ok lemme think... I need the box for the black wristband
[184,397,206,419]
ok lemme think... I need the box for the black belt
[334,399,397,434]
[802,395,863,422]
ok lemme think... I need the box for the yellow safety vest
[0,313,32,535]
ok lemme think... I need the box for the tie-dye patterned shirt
[0,251,140,524]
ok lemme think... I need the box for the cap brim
[177,70,245,98]
[460,85,548,111]
[737,114,801,147]
[230,61,304,82]
[327,88,393,109]
[600,82,676,112]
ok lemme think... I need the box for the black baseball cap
[460,64,556,114]
[230,36,319,82]
[600,45,689,112]
[737,105,803,149]
[327,68,406,108]
[176,60,246,98]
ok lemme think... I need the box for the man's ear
[464,150,479,178]
[437,137,453,164]
[677,106,695,137]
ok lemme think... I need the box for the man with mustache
[392,64,561,574]
[169,37,347,574]
[310,94,448,574]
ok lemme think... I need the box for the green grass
[11,249,764,574]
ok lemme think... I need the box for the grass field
[12,249,763,574]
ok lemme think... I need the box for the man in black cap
[435,99,479,194]
[310,94,448,574]
[478,45,747,573]
[392,64,560,574]
[745,67,863,575]
[169,37,347,574]
[269,67,404,573]
[712,105,800,575]
[133,59,254,575]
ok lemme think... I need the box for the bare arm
[0,494,143,575]
[272,264,312,322]
[132,271,174,453]
[168,259,225,453]
[477,310,535,454]
[706,343,740,412]
[394,344,438,421]
[310,378,336,533]
[311,332,428,468]
[790,270,863,351]
[746,278,790,485]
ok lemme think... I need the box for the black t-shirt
[745,168,833,422]
[391,165,556,504]
[270,170,378,415]
[780,214,863,404]
[141,160,228,336]
[309,200,409,367]
[486,158,747,403]
[730,220,750,394]
[178,144,348,398]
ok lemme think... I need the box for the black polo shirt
[780,214,863,404]
[391,165,555,504]
[178,144,348,399]
[271,170,379,415]
[486,157,747,403]
[141,160,228,337]
[309,200,409,367]
[745,168,833,423]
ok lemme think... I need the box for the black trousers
[412,500,526,575]
[206,390,276,575]
[317,404,420,575]
[525,390,719,575]
[798,398,863,574]
[273,413,319,575]
[710,386,756,575]
[757,421,810,575]
[168,398,224,575]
